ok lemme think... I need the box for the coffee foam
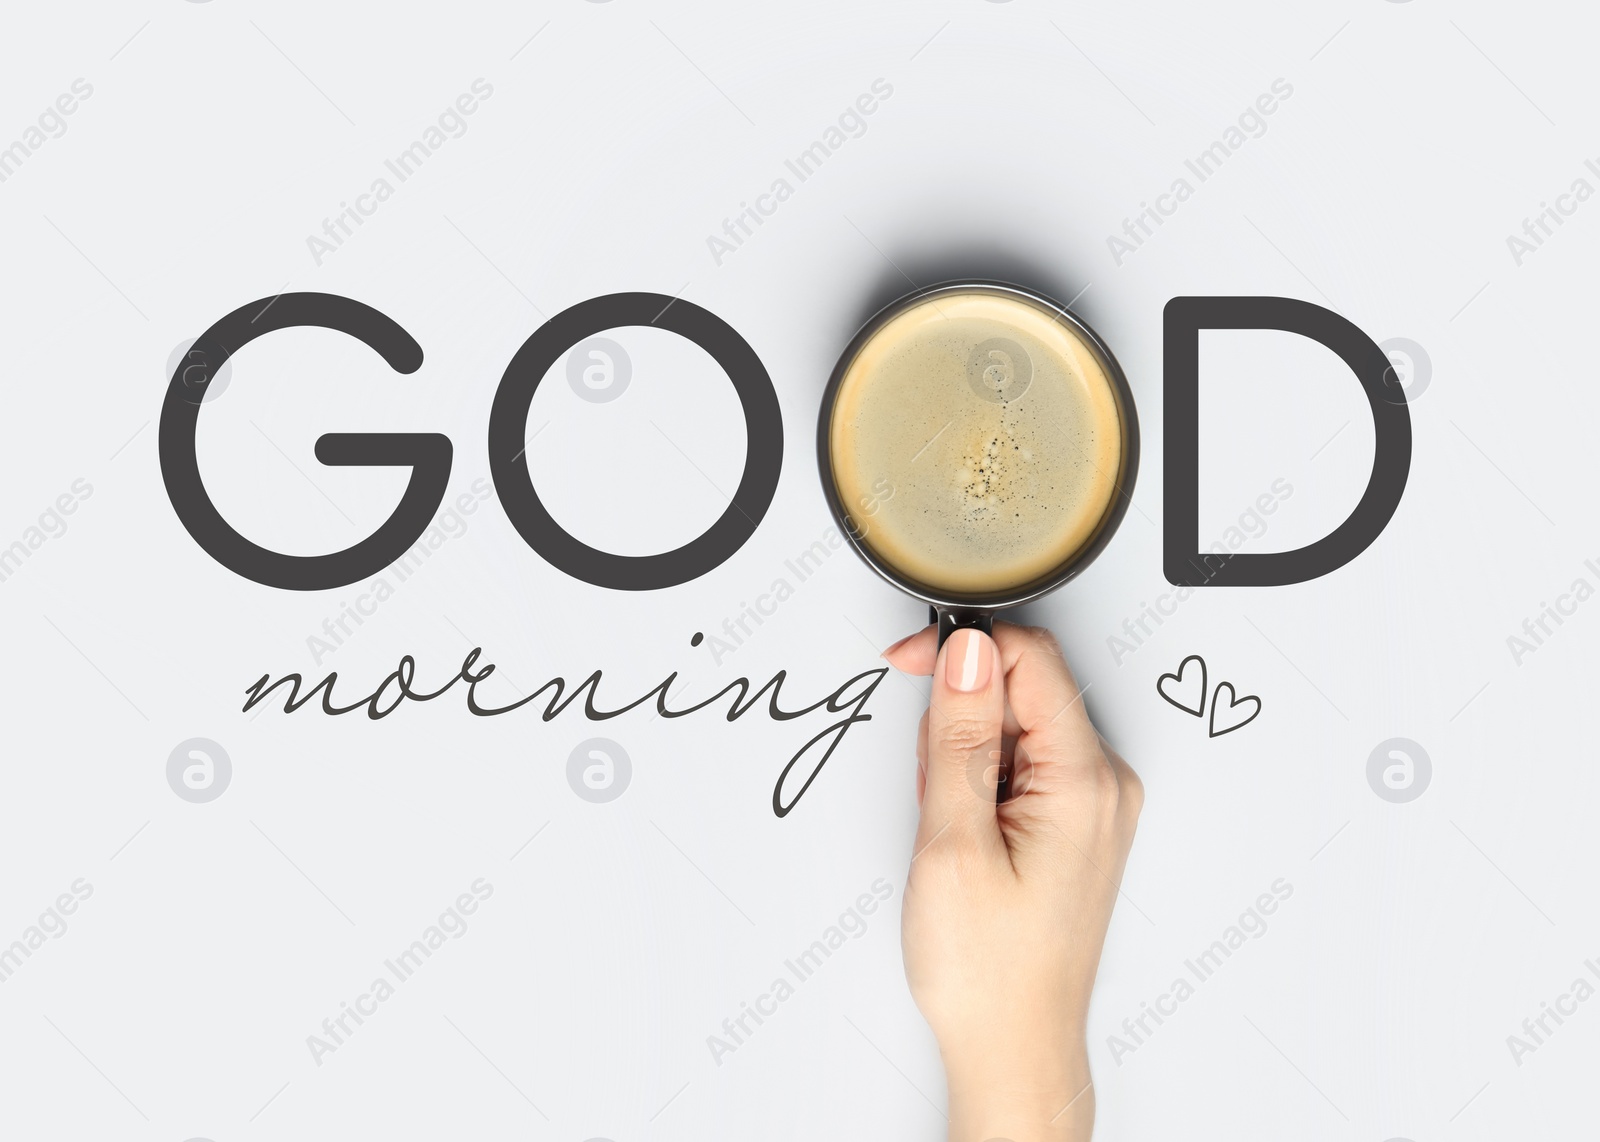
[829,290,1124,597]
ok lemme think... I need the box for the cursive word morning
[243,633,887,818]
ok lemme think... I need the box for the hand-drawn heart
[1157,655,1207,717]
[1208,682,1261,737]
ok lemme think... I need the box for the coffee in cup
[821,282,1136,613]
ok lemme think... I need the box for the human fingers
[888,623,1023,741]
[882,624,937,674]
[988,622,1101,759]
[918,628,1007,851]
[916,708,928,806]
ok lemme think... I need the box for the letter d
[1163,296,1411,586]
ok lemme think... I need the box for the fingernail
[943,628,993,692]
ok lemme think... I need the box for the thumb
[919,627,1006,850]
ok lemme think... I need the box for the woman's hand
[884,622,1143,1142]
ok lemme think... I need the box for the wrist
[941,1038,1094,1142]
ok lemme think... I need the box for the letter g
[159,293,450,589]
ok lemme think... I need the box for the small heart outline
[1157,654,1207,717]
[1208,682,1262,738]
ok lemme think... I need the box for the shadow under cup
[817,281,1140,648]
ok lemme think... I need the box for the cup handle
[931,605,994,649]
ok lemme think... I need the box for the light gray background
[0,1,1593,1138]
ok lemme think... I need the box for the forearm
[944,1042,1094,1142]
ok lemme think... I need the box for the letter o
[488,293,783,590]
